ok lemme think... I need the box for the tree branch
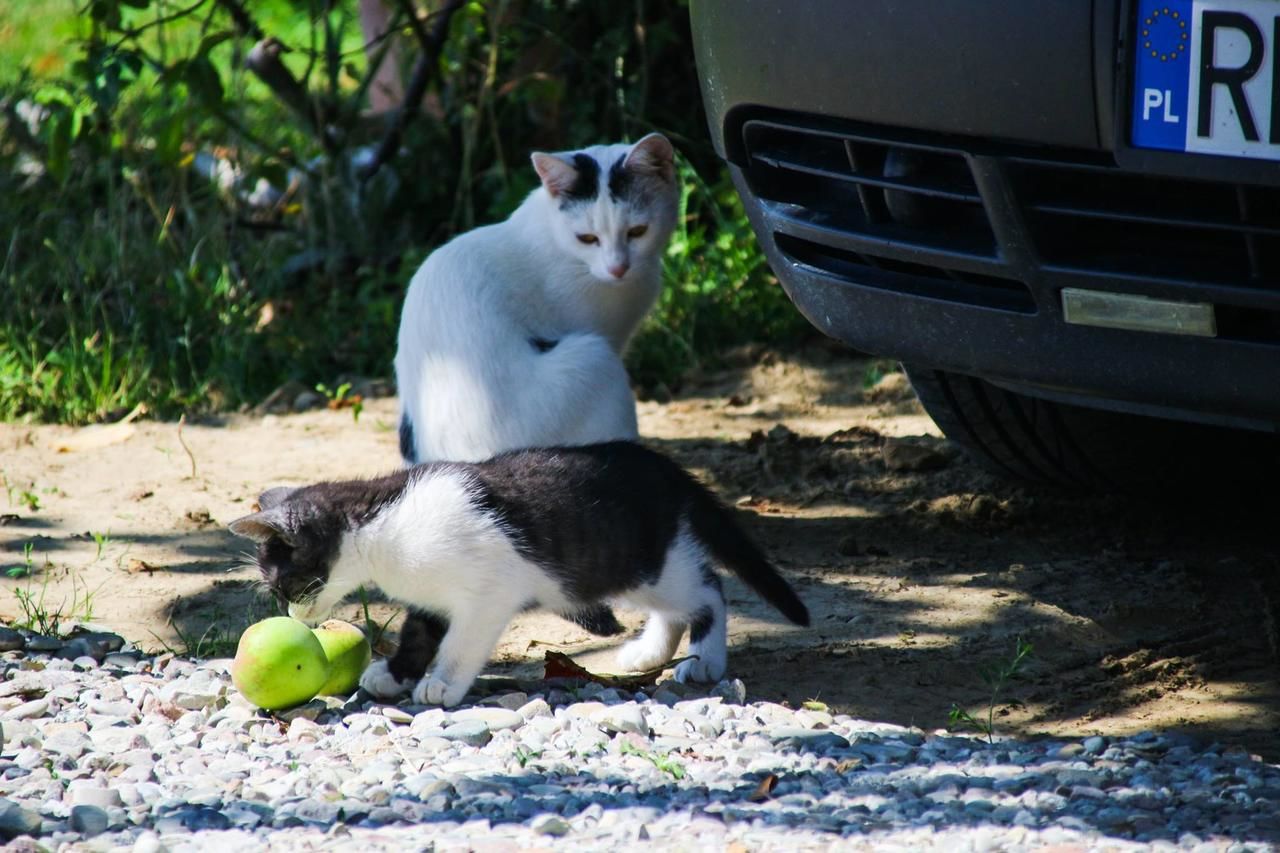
[213,0,336,146]
[244,38,329,142]
[359,0,466,182]
[213,0,263,40]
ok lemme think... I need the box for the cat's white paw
[287,600,329,626]
[359,659,412,699]
[674,655,726,684]
[616,637,672,673]
[412,674,468,707]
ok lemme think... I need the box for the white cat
[394,133,678,464]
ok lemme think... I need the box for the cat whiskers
[296,577,326,604]
[233,549,262,574]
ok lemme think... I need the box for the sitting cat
[395,133,678,465]
[228,442,809,708]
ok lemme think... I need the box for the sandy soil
[2,345,1278,758]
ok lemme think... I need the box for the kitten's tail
[688,490,810,627]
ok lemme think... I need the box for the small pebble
[69,804,110,837]
[531,813,571,836]
[0,644,1266,850]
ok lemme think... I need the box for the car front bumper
[692,0,1280,429]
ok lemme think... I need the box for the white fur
[294,470,727,706]
[395,138,678,463]
[615,522,727,683]
[358,659,412,698]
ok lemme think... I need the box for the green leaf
[196,31,234,58]
[183,56,224,105]
[154,112,184,165]
[68,105,85,141]
[89,0,122,28]
[46,112,71,184]
[117,50,143,77]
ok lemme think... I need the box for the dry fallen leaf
[748,773,779,802]
[541,650,696,691]
[127,558,159,574]
[836,757,863,774]
[50,403,147,453]
[327,393,364,411]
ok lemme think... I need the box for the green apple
[231,617,331,710]
[312,619,372,696]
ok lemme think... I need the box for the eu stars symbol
[1143,7,1189,63]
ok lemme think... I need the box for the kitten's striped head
[531,133,678,283]
[228,476,403,623]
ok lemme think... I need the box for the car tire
[902,365,1280,491]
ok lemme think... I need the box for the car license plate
[1131,0,1280,160]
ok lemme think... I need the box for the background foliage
[0,0,808,424]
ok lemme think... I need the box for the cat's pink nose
[607,263,629,279]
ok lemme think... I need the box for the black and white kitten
[228,442,809,707]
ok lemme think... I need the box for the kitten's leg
[360,609,448,699]
[616,611,685,673]
[567,603,625,636]
[674,567,728,684]
[412,602,517,708]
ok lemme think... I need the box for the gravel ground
[0,632,1278,852]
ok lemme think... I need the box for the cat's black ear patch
[531,151,599,201]
[623,133,675,182]
[228,510,290,544]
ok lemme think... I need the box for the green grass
[0,2,87,86]
[158,592,284,658]
[9,563,100,636]
[618,740,687,779]
[948,636,1035,743]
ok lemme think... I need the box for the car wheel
[902,365,1280,491]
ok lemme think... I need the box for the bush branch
[359,0,466,182]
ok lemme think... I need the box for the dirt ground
[2,345,1278,758]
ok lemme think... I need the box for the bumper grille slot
[1011,160,1280,287]
[775,233,1035,314]
[742,120,996,259]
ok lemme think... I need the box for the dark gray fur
[399,413,417,465]
[559,153,600,205]
[388,608,449,682]
[529,336,558,353]
[607,154,632,201]
[688,605,716,644]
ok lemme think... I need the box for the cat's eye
[576,233,599,245]
[627,225,649,239]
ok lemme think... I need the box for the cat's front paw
[674,655,726,684]
[412,674,468,708]
[616,637,671,673]
[359,659,413,699]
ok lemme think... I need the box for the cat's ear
[256,486,295,511]
[624,133,675,182]
[228,509,292,544]
[531,152,580,198]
